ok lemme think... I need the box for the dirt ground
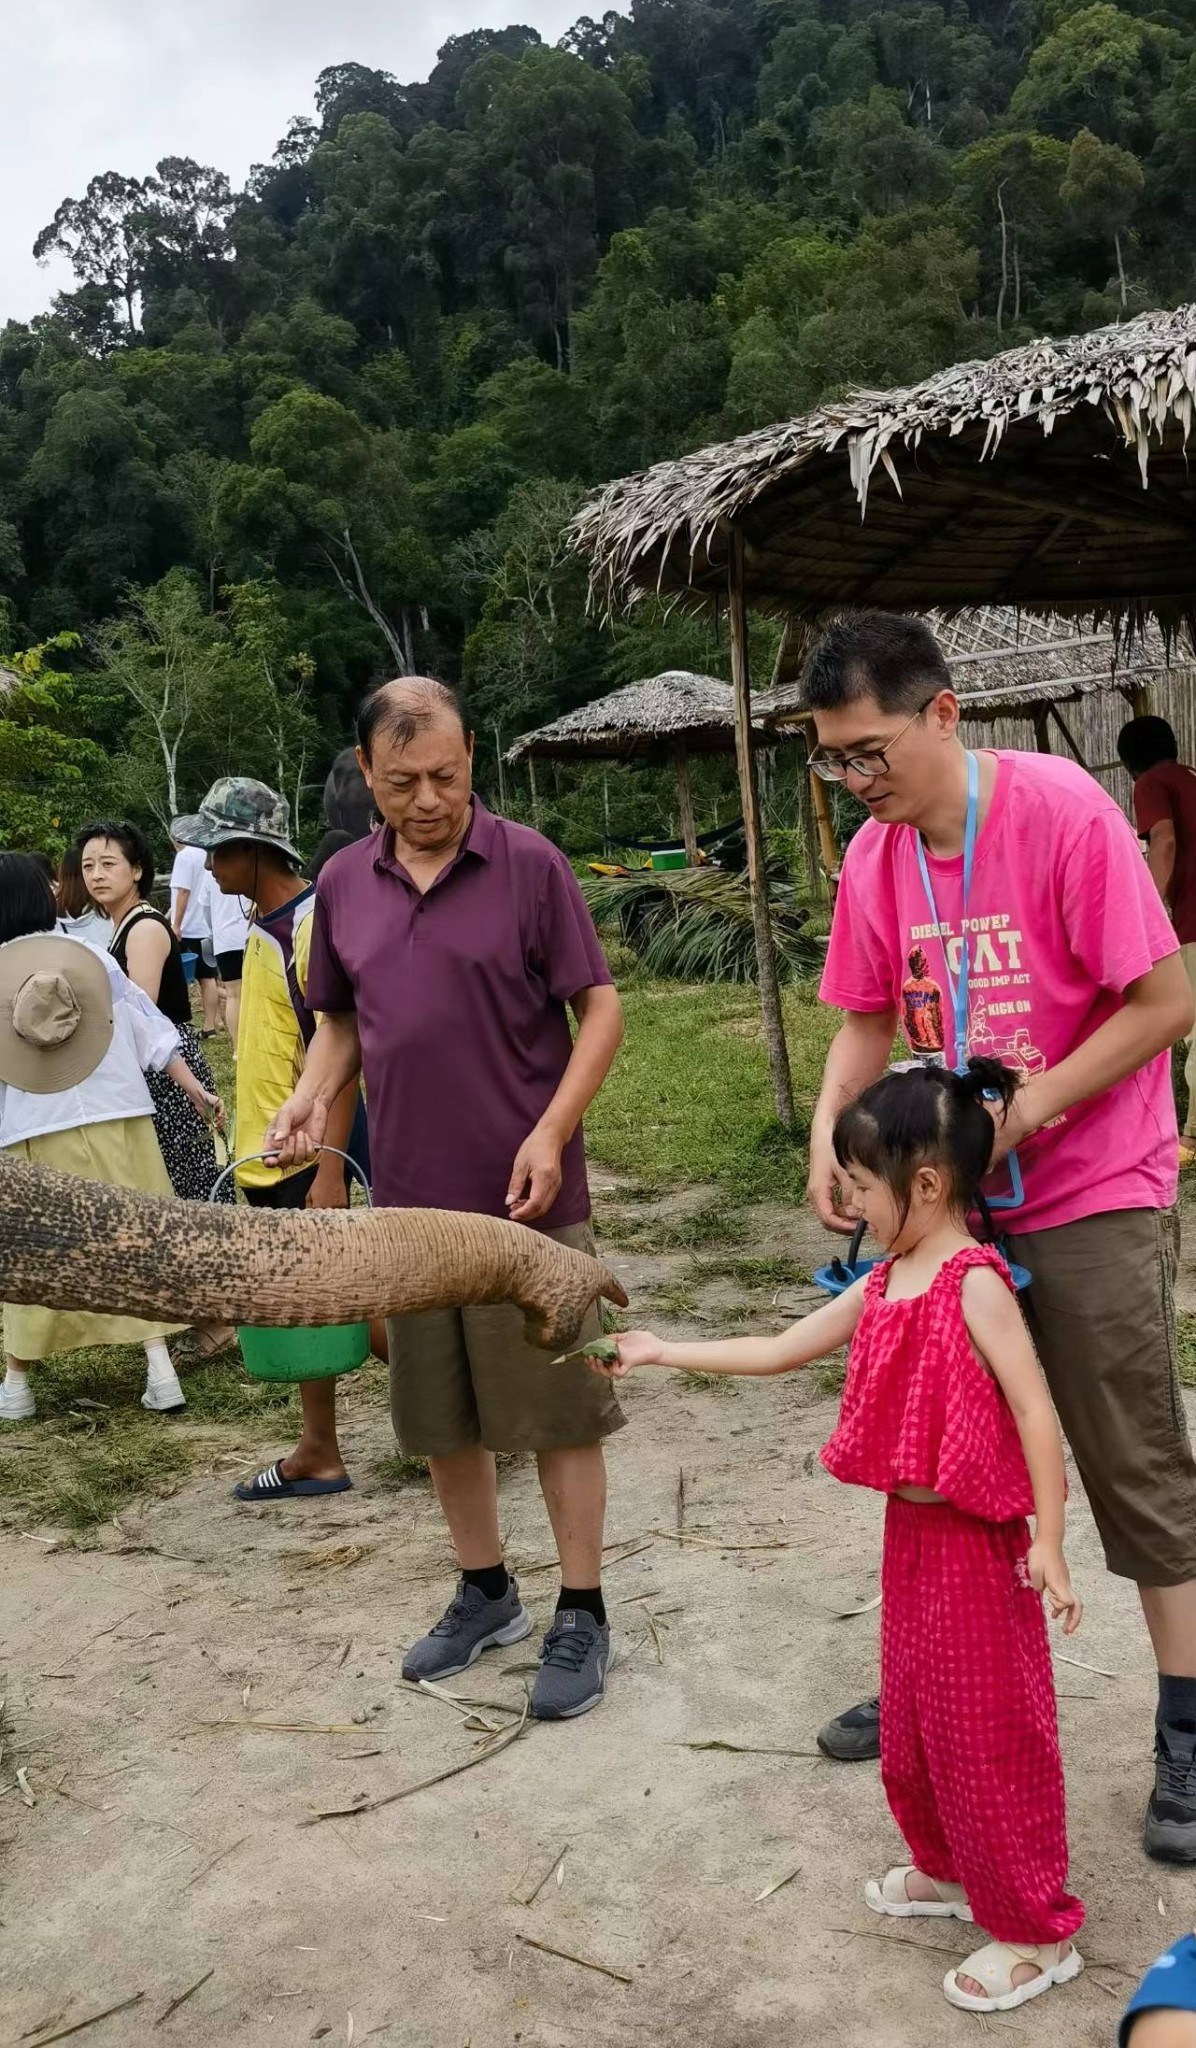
[2,1181,1194,2047]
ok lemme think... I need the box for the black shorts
[216,949,244,981]
[179,941,217,982]
[241,1166,318,1211]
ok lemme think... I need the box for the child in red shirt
[587,1059,1084,2015]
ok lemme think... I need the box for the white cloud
[1,0,586,323]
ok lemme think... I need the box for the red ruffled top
[820,1243,1036,1522]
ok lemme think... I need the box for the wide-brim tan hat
[0,935,115,1093]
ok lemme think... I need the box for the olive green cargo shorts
[386,1222,627,1457]
[1005,1207,1196,1585]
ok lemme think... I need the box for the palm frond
[580,866,819,984]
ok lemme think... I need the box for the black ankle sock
[557,1585,605,1627]
[1157,1673,1196,1751]
[463,1562,510,1602]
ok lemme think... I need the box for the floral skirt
[2,1118,183,1356]
[146,1024,232,1204]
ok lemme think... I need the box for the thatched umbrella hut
[763,606,1190,781]
[571,304,1196,1125]
[507,672,767,865]
[574,304,1196,628]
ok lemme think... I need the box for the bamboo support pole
[797,737,822,897]
[727,532,794,1127]
[809,765,841,898]
[672,747,699,864]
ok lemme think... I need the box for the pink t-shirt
[821,750,1179,1233]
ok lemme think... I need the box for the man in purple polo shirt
[265,677,627,1720]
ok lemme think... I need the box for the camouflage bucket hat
[171,777,302,865]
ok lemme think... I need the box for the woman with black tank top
[78,822,234,1213]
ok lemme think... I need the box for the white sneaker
[142,1373,186,1414]
[0,1381,35,1421]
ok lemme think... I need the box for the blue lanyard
[911,752,1023,1213]
[913,750,978,1072]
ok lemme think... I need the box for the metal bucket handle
[209,1146,372,1207]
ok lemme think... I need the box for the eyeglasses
[808,701,935,784]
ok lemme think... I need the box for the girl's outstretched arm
[590,1278,868,1381]
[962,1265,1082,1635]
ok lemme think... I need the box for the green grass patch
[586,981,836,1205]
[0,1338,306,1533]
[706,1255,811,1289]
[811,1354,848,1397]
[645,1280,703,1319]
[375,1451,431,1487]
[676,1370,739,1397]
[0,1337,396,1533]
[596,1201,748,1252]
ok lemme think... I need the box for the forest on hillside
[3,0,1196,853]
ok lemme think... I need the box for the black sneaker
[1144,1734,1196,1862]
[817,1694,881,1762]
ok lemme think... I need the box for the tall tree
[0,636,107,852]
[33,173,149,330]
[92,570,226,823]
[1060,128,1144,304]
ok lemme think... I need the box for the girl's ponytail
[954,1056,1020,1118]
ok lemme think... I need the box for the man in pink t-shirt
[804,611,1196,1865]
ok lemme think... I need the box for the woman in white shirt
[206,869,251,1047]
[0,855,222,1422]
[169,838,220,1037]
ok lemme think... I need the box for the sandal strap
[953,1941,1049,1996]
[881,1866,965,1906]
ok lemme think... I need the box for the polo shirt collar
[374,796,496,879]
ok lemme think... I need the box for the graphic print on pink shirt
[820,750,1179,1233]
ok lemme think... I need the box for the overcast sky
[1,0,586,324]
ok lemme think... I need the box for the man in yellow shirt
[172,778,360,1499]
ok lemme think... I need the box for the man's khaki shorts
[1005,1208,1196,1585]
[386,1222,626,1457]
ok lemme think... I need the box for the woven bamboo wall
[976,664,1196,820]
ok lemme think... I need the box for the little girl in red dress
[589,1057,1085,2015]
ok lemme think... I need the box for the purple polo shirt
[306,799,613,1227]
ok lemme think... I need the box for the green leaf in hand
[552,1335,619,1367]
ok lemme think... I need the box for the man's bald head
[356,676,470,759]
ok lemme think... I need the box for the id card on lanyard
[911,751,1024,1212]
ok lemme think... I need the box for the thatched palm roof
[507,672,766,763]
[761,606,1189,726]
[572,304,1196,632]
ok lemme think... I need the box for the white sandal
[865,1867,972,1920]
[943,1940,1083,2012]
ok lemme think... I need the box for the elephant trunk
[0,1159,627,1349]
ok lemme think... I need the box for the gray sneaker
[817,1694,881,1761]
[531,1610,611,1720]
[401,1576,533,1682]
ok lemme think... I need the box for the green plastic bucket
[237,1318,369,1383]
[210,1147,371,1384]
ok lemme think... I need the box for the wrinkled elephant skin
[0,1158,628,1349]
